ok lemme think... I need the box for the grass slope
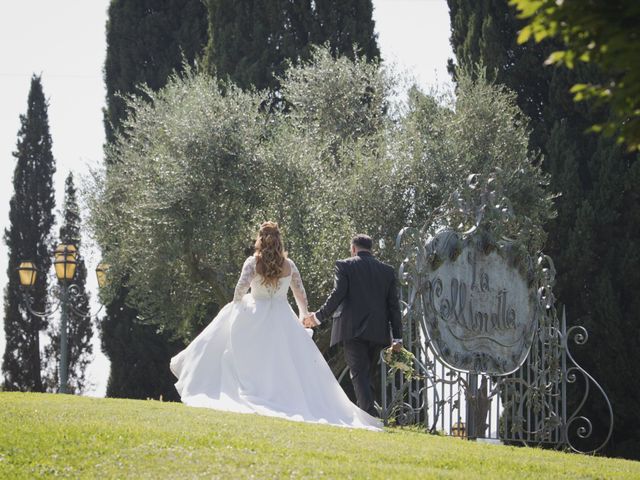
[0,393,638,479]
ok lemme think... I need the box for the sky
[0,0,453,397]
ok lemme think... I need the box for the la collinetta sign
[422,230,540,375]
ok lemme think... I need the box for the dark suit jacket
[316,251,402,347]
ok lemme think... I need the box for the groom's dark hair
[351,234,373,251]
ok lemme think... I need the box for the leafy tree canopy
[511,0,640,151]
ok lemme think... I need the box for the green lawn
[0,393,638,479]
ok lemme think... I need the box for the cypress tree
[204,0,312,91]
[447,0,552,147]
[2,75,56,392]
[312,0,379,61]
[204,0,379,91]
[43,173,93,394]
[447,0,640,458]
[100,288,179,400]
[104,0,209,142]
[102,0,207,400]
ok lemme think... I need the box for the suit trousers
[343,338,383,417]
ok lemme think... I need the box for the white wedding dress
[170,256,381,431]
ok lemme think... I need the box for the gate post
[466,375,478,440]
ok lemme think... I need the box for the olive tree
[397,70,554,253]
[88,71,268,339]
[88,50,554,352]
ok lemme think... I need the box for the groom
[304,234,403,417]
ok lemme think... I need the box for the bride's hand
[302,313,318,328]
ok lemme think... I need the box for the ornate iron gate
[380,231,613,454]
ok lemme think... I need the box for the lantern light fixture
[17,261,38,287]
[95,262,110,289]
[54,244,77,282]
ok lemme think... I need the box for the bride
[170,221,381,430]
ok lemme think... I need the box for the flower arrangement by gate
[383,346,421,381]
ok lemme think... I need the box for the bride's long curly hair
[254,221,288,286]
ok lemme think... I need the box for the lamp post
[17,246,107,394]
[54,244,76,394]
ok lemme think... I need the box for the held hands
[391,339,403,353]
[302,313,319,328]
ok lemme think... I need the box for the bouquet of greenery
[383,346,421,381]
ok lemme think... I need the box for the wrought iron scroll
[21,283,103,319]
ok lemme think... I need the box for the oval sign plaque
[422,231,539,375]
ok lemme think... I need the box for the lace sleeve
[289,259,309,320]
[233,256,256,302]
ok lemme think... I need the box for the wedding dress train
[170,256,381,431]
